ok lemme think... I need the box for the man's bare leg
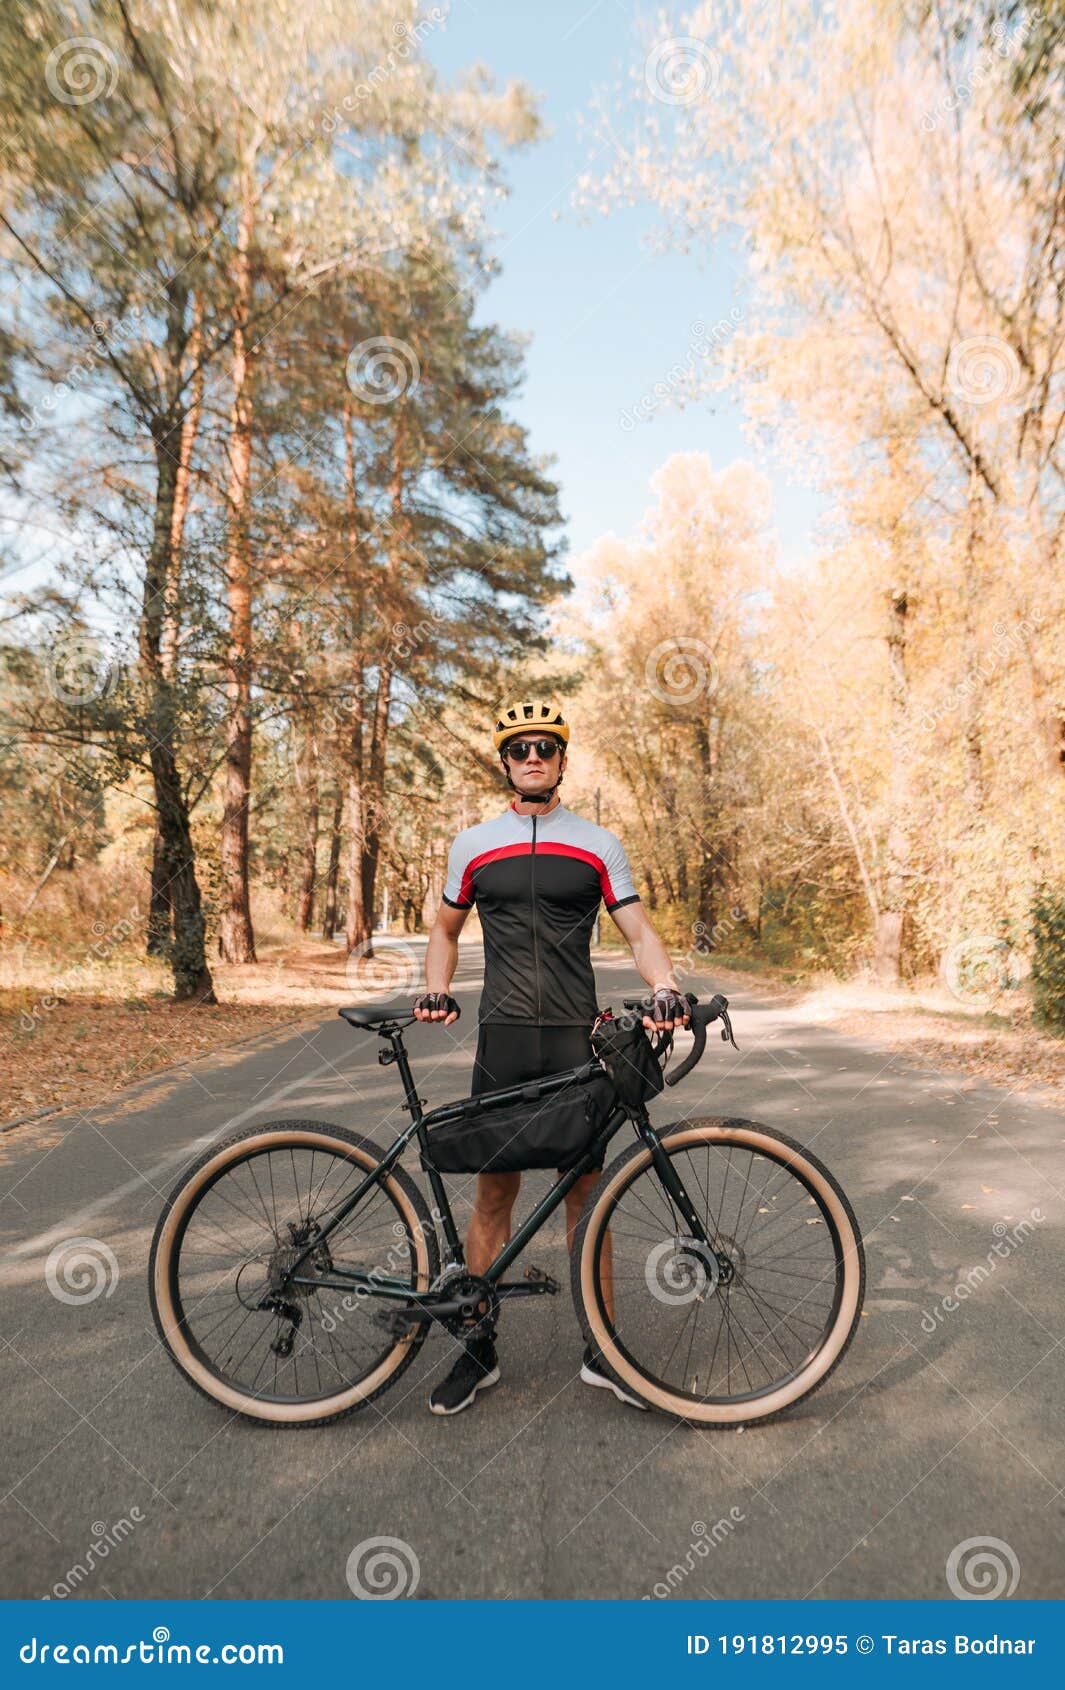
[428,1171,518,1415]
[466,1170,521,1275]
[564,1170,613,1319]
[565,1170,646,1408]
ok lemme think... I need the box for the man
[414,699,689,1415]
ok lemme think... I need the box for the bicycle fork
[633,1114,735,1288]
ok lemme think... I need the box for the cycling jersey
[442,801,640,1025]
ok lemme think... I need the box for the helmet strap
[502,759,563,804]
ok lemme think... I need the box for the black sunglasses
[504,737,562,761]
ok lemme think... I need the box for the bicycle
[149,993,865,1427]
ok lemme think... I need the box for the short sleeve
[599,832,640,912]
[442,836,474,909]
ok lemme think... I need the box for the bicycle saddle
[338,1005,402,1029]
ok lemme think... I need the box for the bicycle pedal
[523,1266,560,1293]
[370,1306,419,1338]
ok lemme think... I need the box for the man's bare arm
[609,901,689,1029]
[415,903,469,1025]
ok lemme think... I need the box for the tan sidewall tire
[578,1122,863,1425]
[152,1128,434,1425]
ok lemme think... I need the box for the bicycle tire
[149,1120,440,1427]
[571,1116,865,1426]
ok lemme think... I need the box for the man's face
[502,735,566,797]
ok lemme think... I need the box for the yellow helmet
[492,699,570,751]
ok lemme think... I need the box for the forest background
[2,0,1063,1121]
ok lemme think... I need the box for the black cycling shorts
[471,1023,601,1174]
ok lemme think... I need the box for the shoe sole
[428,1366,501,1416]
[580,1361,648,1411]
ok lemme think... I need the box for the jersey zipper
[530,812,542,1021]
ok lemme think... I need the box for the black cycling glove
[413,992,460,1021]
[647,987,690,1026]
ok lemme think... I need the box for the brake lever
[719,1005,738,1050]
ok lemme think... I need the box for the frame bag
[425,1071,615,1175]
[589,1011,664,1109]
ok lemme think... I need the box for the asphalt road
[2,943,1063,1602]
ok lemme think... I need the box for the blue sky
[429,0,825,574]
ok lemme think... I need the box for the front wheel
[572,1118,865,1425]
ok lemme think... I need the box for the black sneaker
[579,1345,648,1410]
[428,1335,500,1416]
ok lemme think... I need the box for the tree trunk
[219,180,257,963]
[295,730,320,932]
[141,417,215,1003]
[359,654,393,944]
[342,400,371,956]
[321,790,344,940]
[874,586,911,984]
[146,836,172,958]
[959,468,986,813]
[148,311,203,959]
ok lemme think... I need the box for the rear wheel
[572,1117,864,1425]
[149,1121,439,1426]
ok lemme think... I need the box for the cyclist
[414,699,690,1415]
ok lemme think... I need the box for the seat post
[387,1029,423,1121]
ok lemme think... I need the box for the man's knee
[474,1171,521,1221]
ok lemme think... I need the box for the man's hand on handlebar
[640,985,691,1032]
[413,991,461,1027]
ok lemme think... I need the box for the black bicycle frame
[283,1018,713,1309]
